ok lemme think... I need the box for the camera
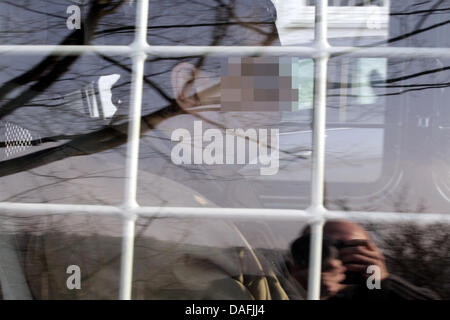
[290,234,365,285]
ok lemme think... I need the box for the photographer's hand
[339,239,389,281]
[320,258,347,299]
[289,257,347,300]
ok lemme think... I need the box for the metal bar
[134,207,311,220]
[142,46,450,59]
[1,45,450,58]
[119,218,137,300]
[324,210,450,224]
[0,202,449,223]
[314,1,329,48]
[307,0,329,301]
[0,45,132,55]
[325,46,450,59]
[0,202,123,216]
[118,0,150,301]
[307,220,325,300]
[135,208,450,224]
[310,63,328,208]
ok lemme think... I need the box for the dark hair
[290,235,341,270]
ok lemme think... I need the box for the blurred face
[172,57,300,112]
[220,57,299,112]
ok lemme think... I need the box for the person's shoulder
[382,274,441,300]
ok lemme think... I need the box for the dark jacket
[329,275,440,300]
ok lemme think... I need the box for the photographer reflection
[287,220,440,300]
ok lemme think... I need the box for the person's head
[299,219,371,243]
[289,220,371,296]
[171,56,301,113]
[143,0,285,113]
[145,0,303,116]
[289,220,372,290]
[323,220,371,242]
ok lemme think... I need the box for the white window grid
[0,0,449,300]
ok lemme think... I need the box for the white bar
[325,210,450,224]
[306,0,328,301]
[314,0,329,48]
[0,202,122,216]
[135,207,450,224]
[119,0,150,301]
[310,61,328,208]
[1,45,450,58]
[327,46,450,58]
[0,45,132,55]
[0,202,449,223]
[135,206,311,220]
[144,45,317,57]
[122,58,146,208]
[307,220,325,300]
[145,46,450,59]
[0,201,448,222]
[119,218,137,300]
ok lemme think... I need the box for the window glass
[325,57,450,213]
[389,0,450,48]
[147,0,279,46]
[295,220,448,300]
[0,54,132,205]
[0,213,123,299]
[138,55,313,209]
[0,0,448,301]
